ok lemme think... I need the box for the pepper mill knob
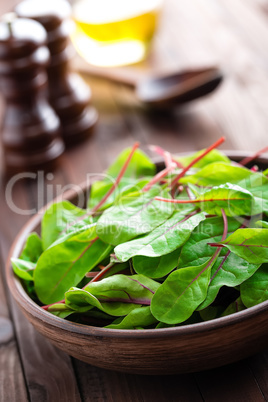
[0,15,65,174]
[16,0,98,146]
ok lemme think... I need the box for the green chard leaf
[42,201,93,250]
[176,149,231,169]
[11,258,35,281]
[34,225,112,304]
[199,305,224,321]
[191,183,255,216]
[96,187,174,245]
[151,257,217,324]
[179,162,253,186]
[221,297,246,317]
[217,228,268,264]
[65,274,160,316]
[179,217,260,309]
[88,177,150,210]
[106,306,158,329]
[20,232,43,262]
[255,220,268,228]
[48,303,76,319]
[114,210,206,262]
[236,173,268,215]
[107,147,156,179]
[133,248,181,278]
[241,265,268,307]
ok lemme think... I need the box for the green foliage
[177,149,231,169]
[218,228,268,264]
[180,162,253,186]
[133,248,181,278]
[34,226,112,304]
[106,306,157,329]
[114,211,206,261]
[192,183,254,216]
[12,143,268,329]
[151,258,215,324]
[20,232,43,262]
[96,187,174,245]
[179,217,260,309]
[241,265,268,307]
[106,147,156,178]
[42,201,92,250]
[11,258,35,281]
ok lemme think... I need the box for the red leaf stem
[163,151,173,168]
[170,137,225,189]
[90,262,115,283]
[41,299,65,310]
[239,145,268,166]
[207,243,224,248]
[207,210,229,276]
[143,162,177,192]
[149,145,184,168]
[221,209,228,241]
[91,142,140,213]
[154,196,248,204]
[85,271,99,278]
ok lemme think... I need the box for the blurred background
[0,0,268,207]
[0,0,267,160]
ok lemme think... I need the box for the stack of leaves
[11,139,268,329]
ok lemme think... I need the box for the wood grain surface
[1,0,268,400]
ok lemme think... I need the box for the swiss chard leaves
[48,303,76,319]
[217,228,268,265]
[65,274,159,316]
[115,210,206,262]
[240,265,268,307]
[41,201,92,250]
[88,177,150,210]
[133,248,181,278]
[96,187,174,245]
[19,233,43,262]
[180,162,253,186]
[11,258,35,281]
[151,257,216,324]
[192,183,254,216]
[106,306,157,329]
[179,217,260,309]
[107,148,156,179]
[34,226,112,304]
[12,143,268,329]
[176,149,231,169]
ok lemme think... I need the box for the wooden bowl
[6,152,268,375]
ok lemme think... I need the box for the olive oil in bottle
[71,0,163,66]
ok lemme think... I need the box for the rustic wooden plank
[8,296,81,402]
[73,359,203,402]
[195,361,265,402]
[165,0,268,152]
[247,352,268,400]
[0,251,28,402]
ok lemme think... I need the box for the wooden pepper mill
[16,0,98,146]
[0,15,65,174]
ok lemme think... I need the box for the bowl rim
[6,149,268,339]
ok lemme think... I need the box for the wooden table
[1,0,268,400]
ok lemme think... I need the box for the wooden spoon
[74,62,223,108]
